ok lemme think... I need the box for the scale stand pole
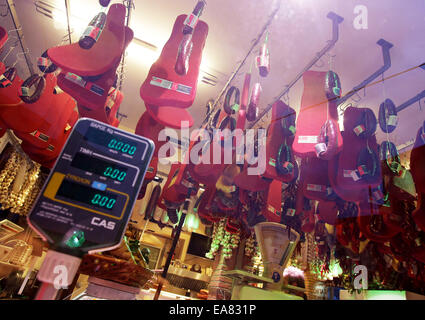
[153,198,191,300]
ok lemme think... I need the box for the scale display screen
[85,127,141,156]
[28,119,154,255]
[56,180,118,212]
[71,153,128,182]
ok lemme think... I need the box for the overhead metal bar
[116,0,135,119]
[380,65,425,122]
[153,196,191,300]
[202,1,283,127]
[64,0,72,44]
[6,0,35,74]
[117,0,134,92]
[396,90,425,113]
[337,39,393,107]
[248,11,344,129]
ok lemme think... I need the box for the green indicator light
[66,230,85,248]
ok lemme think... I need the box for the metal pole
[153,211,187,300]
[64,0,72,44]
[6,0,35,74]
[117,0,133,92]
[153,196,191,300]
[396,90,425,113]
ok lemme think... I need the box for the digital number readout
[56,180,118,211]
[71,153,127,182]
[85,127,140,156]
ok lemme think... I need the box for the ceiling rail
[6,0,35,75]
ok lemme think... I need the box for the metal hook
[326,52,336,70]
[3,31,19,49]
[351,91,362,103]
[8,26,22,36]
[1,44,17,62]
[315,53,325,68]
[283,86,290,104]
[12,49,29,68]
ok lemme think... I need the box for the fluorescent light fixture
[127,40,160,65]
[48,3,159,60]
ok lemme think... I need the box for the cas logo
[91,217,116,230]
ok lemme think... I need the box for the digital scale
[27,118,154,300]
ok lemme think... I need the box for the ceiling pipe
[337,38,393,107]
[6,0,35,75]
[396,90,425,113]
[64,0,72,44]
[116,0,134,120]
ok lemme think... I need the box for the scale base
[222,269,303,300]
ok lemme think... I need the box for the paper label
[350,170,361,181]
[298,135,318,144]
[306,184,325,192]
[181,179,194,189]
[354,125,365,136]
[343,170,355,178]
[387,115,397,126]
[268,205,276,213]
[37,57,49,67]
[257,54,270,68]
[87,83,104,96]
[184,13,199,29]
[20,86,30,97]
[357,165,367,176]
[30,130,49,142]
[0,75,11,88]
[286,208,296,216]
[83,26,101,41]
[66,72,87,87]
[150,76,192,95]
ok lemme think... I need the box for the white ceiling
[1,0,425,150]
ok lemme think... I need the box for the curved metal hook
[12,49,30,68]
[1,43,17,62]
[339,102,353,114]
[326,52,337,70]
[283,85,290,104]
[315,53,325,68]
[0,2,8,17]
[8,26,22,35]
[351,91,362,103]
